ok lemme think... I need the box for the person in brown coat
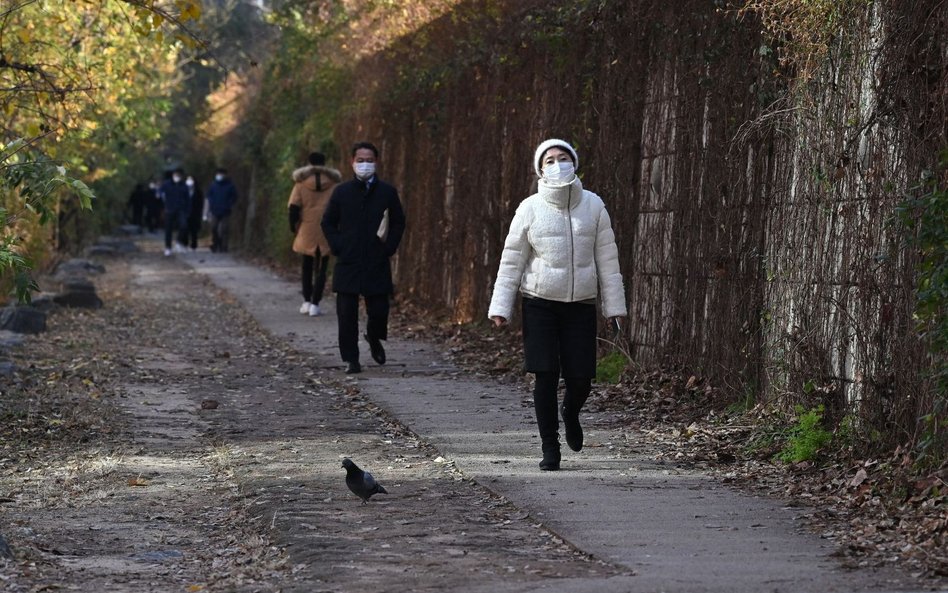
[288,152,342,316]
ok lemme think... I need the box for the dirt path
[0,247,612,592]
[0,241,938,592]
[186,248,930,593]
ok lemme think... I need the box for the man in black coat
[159,168,191,256]
[126,182,151,231]
[321,141,406,374]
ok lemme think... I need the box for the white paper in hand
[377,208,389,241]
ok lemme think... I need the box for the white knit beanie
[534,138,579,177]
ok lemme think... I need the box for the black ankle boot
[561,403,583,452]
[539,443,561,471]
[534,372,561,470]
[562,378,591,452]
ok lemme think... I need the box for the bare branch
[115,0,222,72]
[0,0,40,21]
[0,54,39,74]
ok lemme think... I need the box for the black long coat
[321,176,406,295]
[187,186,205,225]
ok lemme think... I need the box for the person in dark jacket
[321,141,406,374]
[144,179,163,233]
[126,182,151,231]
[159,168,191,256]
[185,175,205,250]
[206,167,238,252]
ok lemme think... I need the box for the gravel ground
[0,249,616,592]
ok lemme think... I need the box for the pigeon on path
[342,458,387,504]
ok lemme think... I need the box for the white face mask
[543,161,575,183]
[215,174,225,182]
[185,178,195,188]
[172,175,182,183]
[353,161,376,180]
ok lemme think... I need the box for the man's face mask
[354,161,376,180]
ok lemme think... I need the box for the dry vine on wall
[331,0,946,451]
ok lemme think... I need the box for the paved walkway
[180,248,916,593]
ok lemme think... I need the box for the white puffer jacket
[488,176,627,320]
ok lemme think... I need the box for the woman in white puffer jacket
[488,138,627,471]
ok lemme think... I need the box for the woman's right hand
[490,316,507,327]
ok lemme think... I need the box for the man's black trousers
[336,292,389,363]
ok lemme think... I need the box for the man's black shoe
[345,361,362,374]
[365,334,386,365]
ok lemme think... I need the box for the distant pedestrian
[321,141,406,374]
[144,179,162,233]
[159,168,191,256]
[488,138,627,471]
[288,152,342,317]
[185,175,205,250]
[206,168,238,253]
[126,182,151,231]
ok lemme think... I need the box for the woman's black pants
[301,249,330,304]
[533,372,592,451]
[522,297,596,451]
[187,215,202,249]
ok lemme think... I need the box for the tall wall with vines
[235,0,946,454]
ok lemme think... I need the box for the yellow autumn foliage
[0,0,194,297]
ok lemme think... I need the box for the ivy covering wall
[219,0,945,454]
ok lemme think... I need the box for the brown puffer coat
[288,165,342,255]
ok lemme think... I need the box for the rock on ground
[0,305,46,334]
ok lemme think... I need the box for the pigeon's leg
[562,376,591,452]
[533,371,561,470]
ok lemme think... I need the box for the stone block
[54,258,106,279]
[0,305,47,334]
[53,280,103,309]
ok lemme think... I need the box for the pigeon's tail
[376,484,388,494]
